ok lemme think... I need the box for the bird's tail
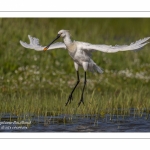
[94,64,103,74]
[88,61,103,74]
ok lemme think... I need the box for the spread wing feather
[20,35,66,51]
[81,37,150,53]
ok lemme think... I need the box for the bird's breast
[67,43,90,64]
[67,43,77,59]
[67,43,77,53]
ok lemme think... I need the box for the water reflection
[0,111,150,132]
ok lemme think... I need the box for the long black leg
[65,71,80,106]
[78,72,86,107]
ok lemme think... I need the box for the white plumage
[20,35,66,51]
[20,30,150,106]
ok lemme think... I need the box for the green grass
[1,18,150,118]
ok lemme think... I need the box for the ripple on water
[0,112,150,132]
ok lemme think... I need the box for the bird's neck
[63,36,73,46]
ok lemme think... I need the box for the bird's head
[58,30,70,38]
[43,29,69,51]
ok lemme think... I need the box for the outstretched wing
[81,37,150,53]
[20,35,66,51]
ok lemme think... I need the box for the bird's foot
[65,94,73,106]
[78,97,84,107]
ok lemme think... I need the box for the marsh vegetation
[1,18,150,124]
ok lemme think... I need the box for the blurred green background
[0,18,150,116]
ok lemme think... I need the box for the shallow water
[0,111,150,132]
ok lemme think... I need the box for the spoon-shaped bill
[43,34,60,51]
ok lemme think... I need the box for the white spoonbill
[20,30,150,106]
